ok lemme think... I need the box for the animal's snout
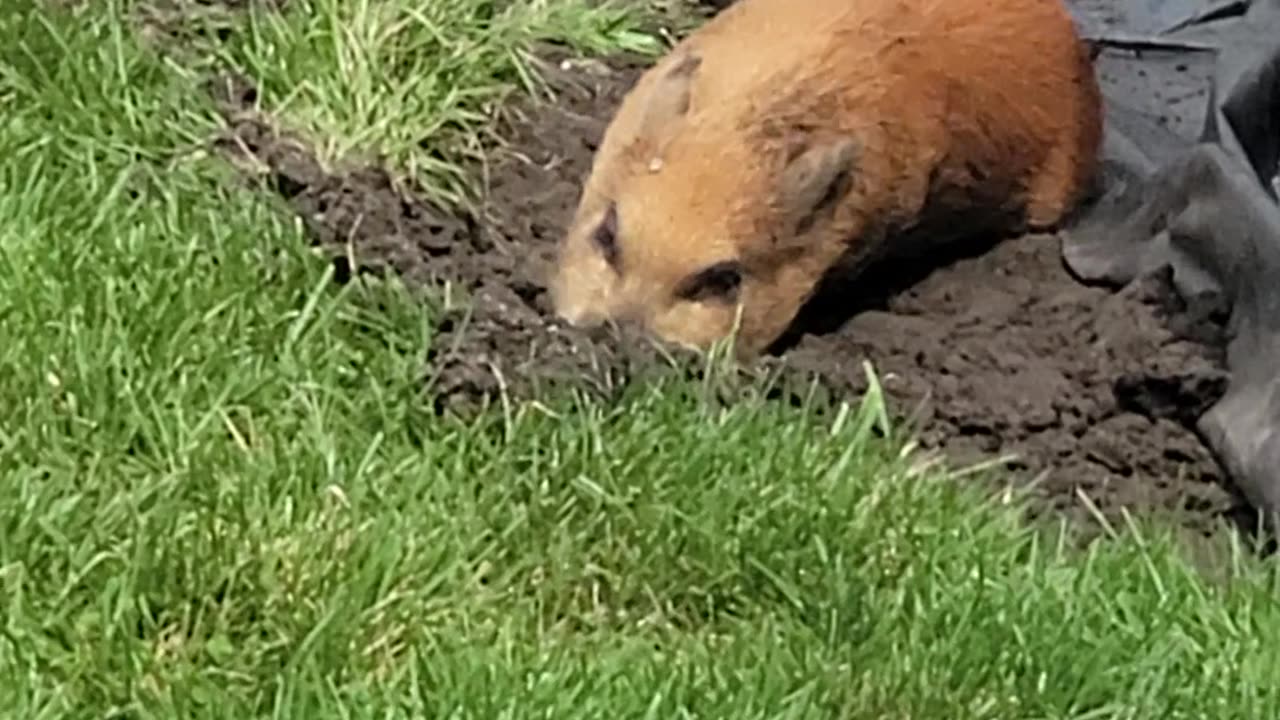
[552,301,607,329]
[546,272,604,329]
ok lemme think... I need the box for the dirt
[202,12,1259,545]
[132,0,287,55]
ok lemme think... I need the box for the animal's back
[625,0,1102,230]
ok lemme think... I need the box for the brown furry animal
[549,0,1103,356]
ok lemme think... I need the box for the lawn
[3,0,1280,717]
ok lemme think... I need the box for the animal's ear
[777,136,859,235]
[637,52,702,139]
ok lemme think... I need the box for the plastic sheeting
[1062,0,1280,527]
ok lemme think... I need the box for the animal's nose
[553,303,605,328]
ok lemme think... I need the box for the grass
[3,0,1280,717]
[212,0,664,202]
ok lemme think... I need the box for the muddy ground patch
[205,39,1257,543]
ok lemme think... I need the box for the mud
[205,34,1256,541]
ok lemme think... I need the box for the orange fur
[549,0,1103,356]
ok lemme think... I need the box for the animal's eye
[594,203,620,269]
[675,260,743,303]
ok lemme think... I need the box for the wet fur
[550,0,1104,356]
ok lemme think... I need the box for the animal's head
[549,50,861,357]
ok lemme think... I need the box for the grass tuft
[214,0,664,202]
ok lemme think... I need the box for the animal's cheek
[647,300,739,351]
[734,276,814,354]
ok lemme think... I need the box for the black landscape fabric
[1063,0,1280,526]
